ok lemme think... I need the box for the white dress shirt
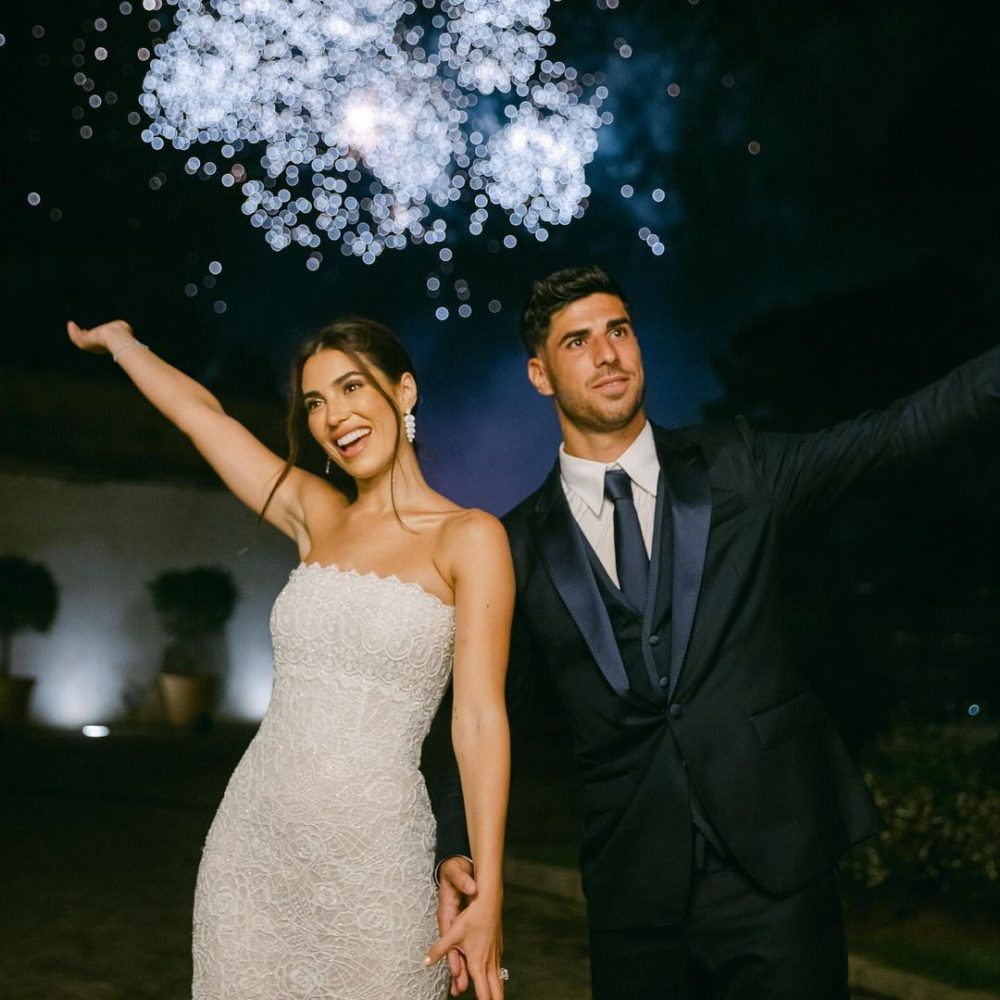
[559,421,660,587]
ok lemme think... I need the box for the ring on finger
[498,967,510,981]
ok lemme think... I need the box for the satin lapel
[643,470,667,622]
[529,470,632,701]
[649,468,673,631]
[656,434,711,698]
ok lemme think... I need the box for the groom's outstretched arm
[744,345,999,522]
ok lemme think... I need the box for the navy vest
[579,481,727,858]
[585,546,672,704]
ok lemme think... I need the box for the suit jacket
[436,347,998,930]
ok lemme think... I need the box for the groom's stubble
[549,363,647,436]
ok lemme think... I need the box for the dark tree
[0,556,60,679]
[148,566,239,675]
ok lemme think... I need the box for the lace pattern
[193,564,454,999]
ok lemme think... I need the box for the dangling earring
[404,409,416,444]
[325,457,331,475]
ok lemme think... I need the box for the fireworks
[133,0,605,261]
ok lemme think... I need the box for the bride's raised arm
[66,319,342,547]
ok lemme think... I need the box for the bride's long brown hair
[262,317,419,522]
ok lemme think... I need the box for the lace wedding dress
[192,563,454,999]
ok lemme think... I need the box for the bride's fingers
[469,962,503,1000]
[426,925,461,967]
[447,949,469,995]
[429,938,469,997]
[66,318,134,355]
[67,320,98,347]
[471,950,505,996]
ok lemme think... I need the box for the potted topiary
[0,555,59,727]
[148,566,239,729]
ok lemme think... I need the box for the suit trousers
[588,846,848,1000]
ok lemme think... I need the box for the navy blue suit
[436,348,998,993]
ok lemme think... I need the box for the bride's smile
[301,347,414,481]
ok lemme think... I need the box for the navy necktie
[604,469,649,610]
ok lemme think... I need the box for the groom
[432,265,998,998]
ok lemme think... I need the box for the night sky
[2,0,997,512]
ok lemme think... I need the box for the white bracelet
[112,339,149,363]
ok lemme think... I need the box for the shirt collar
[559,421,660,516]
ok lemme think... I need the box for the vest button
[648,634,660,646]
[669,703,683,719]
[658,676,669,690]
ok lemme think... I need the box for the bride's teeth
[336,428,369,448]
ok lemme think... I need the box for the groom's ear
[527,355,554,397]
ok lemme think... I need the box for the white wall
[0,472,297,727]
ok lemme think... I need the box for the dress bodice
[266,562,456,769]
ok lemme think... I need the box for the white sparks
[131,0,605,261]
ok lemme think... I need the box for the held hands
[433,858,476,995]
[429,857,505,999]
[66,319,136,358]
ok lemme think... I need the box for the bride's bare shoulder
[437,506,508,558]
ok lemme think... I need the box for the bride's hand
[427,895,504,999]
[66,319,135,356]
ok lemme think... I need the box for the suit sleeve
[432,688,471,866]
[738,346,999,522]
[434,602,535,866]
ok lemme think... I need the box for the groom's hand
[432,856,477,996]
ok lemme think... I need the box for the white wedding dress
[192,563,454,1000]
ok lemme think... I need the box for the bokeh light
[105,0,609,262]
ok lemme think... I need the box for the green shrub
[841,726,999,917]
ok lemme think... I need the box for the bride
[68,315,511,1000]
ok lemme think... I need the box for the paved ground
[0,726,988,1000]
[0,725,592,1000]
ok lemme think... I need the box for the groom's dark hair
[520,265,632,357]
